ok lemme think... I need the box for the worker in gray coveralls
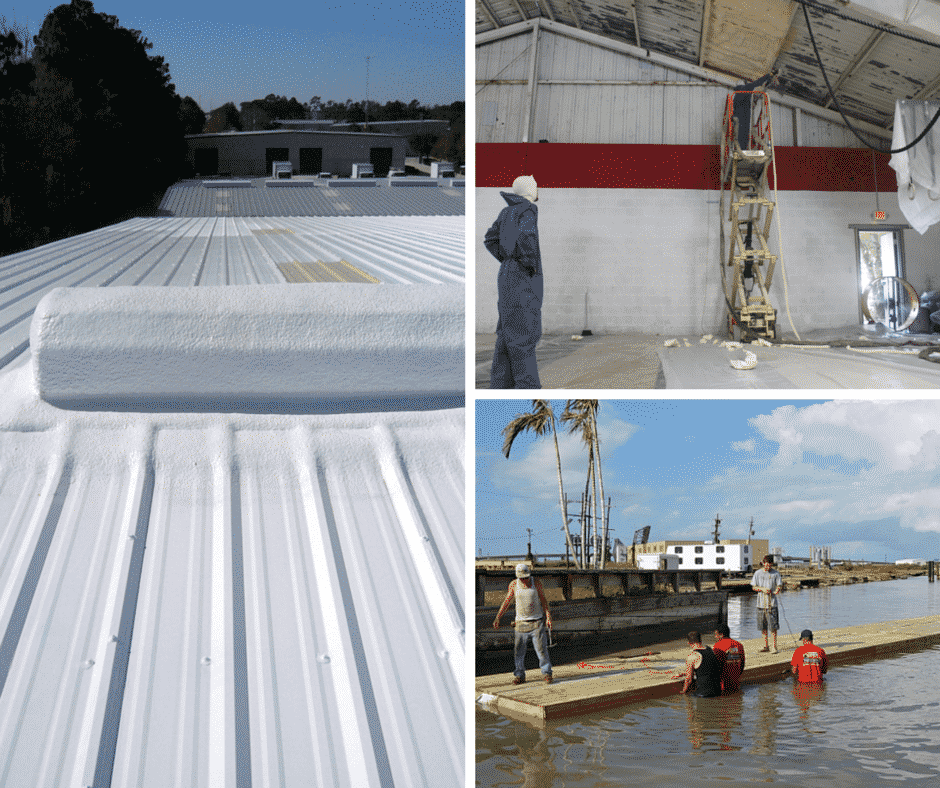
[483,175,543,389]
[493,562,553,684]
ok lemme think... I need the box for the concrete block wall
[476,188,940,336]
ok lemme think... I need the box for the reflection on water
[726,575,940,645]
[478,579,940,787]
[478,647,940,786]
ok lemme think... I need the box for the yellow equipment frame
[720,91,778,340]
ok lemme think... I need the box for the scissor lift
[720,90,778,340]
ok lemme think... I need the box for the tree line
[1,1,189,256]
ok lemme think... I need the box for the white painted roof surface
[0,365,464,787]
[31,284,463,407]
[0,215,464,373]
[0,208,466,785]
[159,179,464,217]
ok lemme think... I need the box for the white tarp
[890,100,940,234]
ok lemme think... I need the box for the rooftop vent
[272,161,292,179]
[431,162,455,178]
[351,163,374,179]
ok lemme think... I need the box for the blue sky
[476,399,940,563]
[4,1,463,111]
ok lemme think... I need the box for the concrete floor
[476,327,940,389]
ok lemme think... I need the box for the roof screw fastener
[128,534,136,540]
[202,657,212,666]
[111,635,119,643]
[438,649,449,659]
[317,654,331,664]
[83,659,95,669]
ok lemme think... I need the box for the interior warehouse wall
[476,179,940,337]
[476,28,864,148]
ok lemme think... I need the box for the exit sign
[874,210,886,221]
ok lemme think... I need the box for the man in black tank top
[681,631,724,697]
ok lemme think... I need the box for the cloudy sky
[476,399,940,563]
[5,0,463,111]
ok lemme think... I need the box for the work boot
[544,674,553,684]
[512,676,525,685]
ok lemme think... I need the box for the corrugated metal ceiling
[476,0,940,132]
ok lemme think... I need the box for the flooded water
[477,577,940,787]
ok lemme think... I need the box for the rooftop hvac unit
[352,163,374,179]
[431,161,454,178]
[272,161,292,179]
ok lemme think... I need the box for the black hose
[798,0,940,155]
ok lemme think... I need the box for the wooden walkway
[476,615,940,724]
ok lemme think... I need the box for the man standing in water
[752,555,782,653]
[713,623,746,693]
[681,631,723,697]
[493,562,553,684]
[483,175,543,389]
[791,629,828,683]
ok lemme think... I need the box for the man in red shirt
[791,629,828,683]
[713,623,746,693]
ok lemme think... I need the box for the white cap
[515,562,531,578]
[512,175,538,202]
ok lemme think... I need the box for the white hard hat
[515,562,531,578]
[512,175,538,203]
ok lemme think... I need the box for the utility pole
[365,55,370,132]
[748,516,755,544]
[712,514,721,543]
[526,527,533,562]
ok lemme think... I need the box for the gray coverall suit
[483,192,543,389]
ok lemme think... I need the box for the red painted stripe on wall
[476,143,897,192]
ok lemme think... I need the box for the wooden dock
[476,615,940,725]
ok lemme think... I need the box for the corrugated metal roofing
[0,215,464,373]
[0,173,466,785]
[0,371,465,787]
[159,179,465,217]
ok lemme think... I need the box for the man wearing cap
[751,555,782,653]
[791,630,828,683]
[483,175,543,389]
[493,562,553,684]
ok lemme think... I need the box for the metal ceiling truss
[824,29,889,109]
[698,0,713,67]
[478,0,501,28]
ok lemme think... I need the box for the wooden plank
[476,615,940,725]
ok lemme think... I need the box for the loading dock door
[265,147,290,177]
[194,148,218,176]
[300,148,322,175]
[369,147,393,177]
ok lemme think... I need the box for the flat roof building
[186,129,408,177]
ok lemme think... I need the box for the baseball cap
[800,629,813,640]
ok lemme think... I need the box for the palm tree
[502,400,579,568]
[561,400,607,568]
